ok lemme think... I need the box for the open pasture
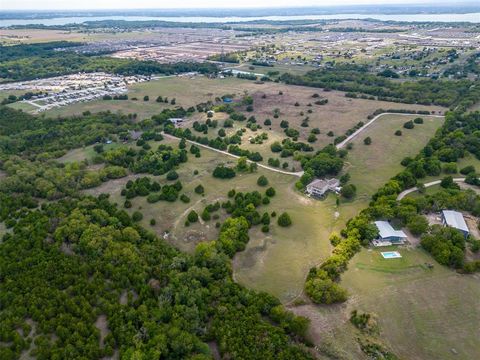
[42,76,443,144]
[339,247,480,360]
[345,114,444,199]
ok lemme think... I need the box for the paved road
[335,112,445,149]
[396,178,465,200]
[162,132,304,177]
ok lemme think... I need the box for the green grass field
[44,76,255,119]
[57,142,122,163]
[345,114,444,199]
[338,247,480,360]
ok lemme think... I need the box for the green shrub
[266,187,276,197]
[460,165,476,175]
[257,175,269,186]
[166,170,179,181]
[278,212,292,227]
[201,209,211,221]
[213,165,236,179]
[341,184,357,199]
[132,211,143,222]
[403,120,414,129]
[187,210,198,223]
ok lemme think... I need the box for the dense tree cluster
[270,139,313,158]
[212,165,236,179]
[296,145,345,190]
[0,104,312,359]
[120,177,183,203]
[0,196,312,359]
[104,144,188,175]
[0,107,136,156]
[421,225,465,268]
[280,63,480,109]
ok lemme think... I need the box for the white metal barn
[441,210,469,238]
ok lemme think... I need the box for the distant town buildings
[0,72,148,113]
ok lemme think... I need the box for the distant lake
[1,13,480,27]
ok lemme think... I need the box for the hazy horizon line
[2,2,480,12]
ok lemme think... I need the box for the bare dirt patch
[119,289,139,305]
[208,342,221,360]
[83,174,141,197]
[95,315,110,349]
[60,243,74,256]
[290,303,350,339]
[426,212,443,226]
[234,236,276,269]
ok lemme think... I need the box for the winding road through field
[335,112,445,149]
[161,132,305,177]
[396,178,466,200]
[162,112,445,178]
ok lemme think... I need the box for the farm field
[0,28,163,44]
[338,247,480,360]
[345,114,444,199]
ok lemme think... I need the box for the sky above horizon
[1,0,459,11]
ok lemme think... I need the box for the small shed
[441,210,469,237]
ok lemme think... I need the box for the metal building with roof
[441,210,469,237]
[373,221,407,246]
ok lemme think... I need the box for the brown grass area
[45,76,444,148]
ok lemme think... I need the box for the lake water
[0,13,480,27]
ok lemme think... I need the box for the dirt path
[336,112,445,149]
[162,132,304,177]
[172,198,206,229]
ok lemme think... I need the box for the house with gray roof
[305,178,340,198]
[373,221,407,246]
[441,210,469,238]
